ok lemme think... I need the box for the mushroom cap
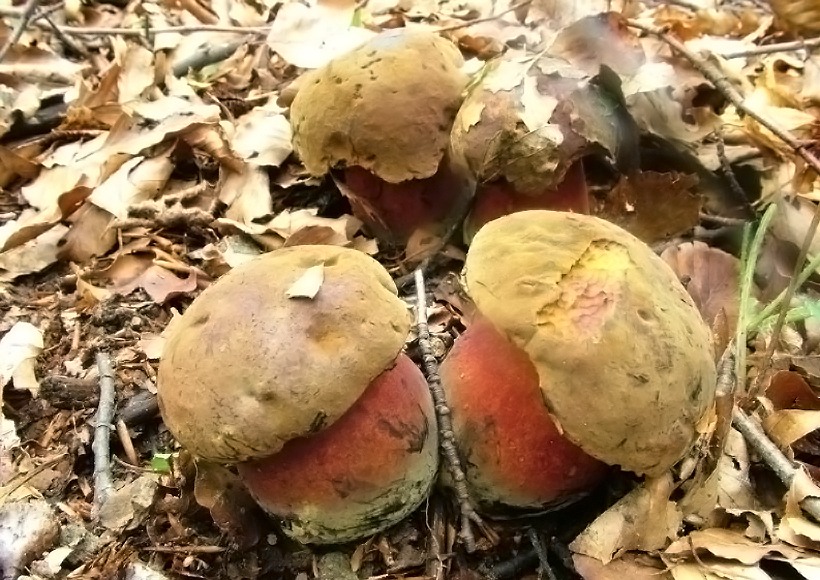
[450,54,637,195]
[463,211,716,476]
[157,245,412,463]
[290,29,468,183]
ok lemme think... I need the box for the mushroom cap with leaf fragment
[289,29,468,183]
[157,245,412,463]
[463,211,716,476]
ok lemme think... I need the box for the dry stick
[627,20,820,398]
[732,408,820,522]
[527,528,559,580]
[52,24,270,36]
[92,352,117,519]
[719,37,820,60]
[414,267,492,552]
[434,0,533,33]
[0,0,42,62]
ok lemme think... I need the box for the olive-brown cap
[463,210,716,476]
[157,245,412,463]
[290,29,468,183]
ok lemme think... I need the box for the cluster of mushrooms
[156,29,718,546]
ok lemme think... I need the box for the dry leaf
[570,474,682,563]
[595,171,701,244]
[285,264,325,299]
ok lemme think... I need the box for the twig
[0,0,42,62]
[527,528,559,580]
[41,14,89,57]
[732,407,820,522]
[424,496,447,580]
[435,0,533,33]
[699,212,746,227]
[481,549,539,580]
[143,545,226,554]
[116,418,139,465]
[627,20,820,409]
[51,24,270,37]
[718,37,820,60]
[92,352,117,519]
[172,38,248,76]
[414,267,494,552]
[715,129,748,204]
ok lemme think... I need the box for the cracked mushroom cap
[157,245,412,463]
[451,54,637,194]
[289,29,468,183]
[463,211,716,476]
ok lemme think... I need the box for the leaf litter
[7,0,820,578]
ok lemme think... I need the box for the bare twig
[0,0,42,62]
[424,496,448,580]
[172,39,249,76]
[732,407,820,522]
[143,545,226,554]
[92,352,117,519]
[435,0,533,33]
[116,418,139,466]
[627,20,820,405]
[718,37,820,60]
[527,528,559,580]
[52,24,270,37]
[414,268,495,552]
[715,129,748,204]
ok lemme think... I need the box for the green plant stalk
[747,250,820,333]
[736,204,777,393]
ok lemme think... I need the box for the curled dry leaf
[660,240,743,332]
[570,474,682,563]
[285,264,325,299]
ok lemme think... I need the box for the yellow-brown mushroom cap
[157,245,412,463]
[463,211,716,476]
[289,29,468,183]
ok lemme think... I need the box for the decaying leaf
[285,264,325,299]
[571,474,682,563]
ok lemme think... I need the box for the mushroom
[289,29,473,244]
[450,54,638,241]
[440,211,716,510]
[158,245,438,544]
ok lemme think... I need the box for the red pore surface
[341,159,470,243]
[236,354,435,542]
[465,160,589,239]
[440,317,608,511]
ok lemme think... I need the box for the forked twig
[414,267,495,552]
[92,352,117,518]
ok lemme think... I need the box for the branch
[52,23,270,37]
[0,0,42,62]
[732,407,820,522]
[92,351,117,519]
[718,37,820,59]
[414,267,495,552]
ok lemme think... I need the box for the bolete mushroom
[158,245,438,544]
[450,54,638,241]
[440,211,716,511]
[289,29,473,244]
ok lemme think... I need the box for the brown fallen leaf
[661,240,744,334]
[573,552,671,580]
[113,263,198,303]
[594,171,701,244]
